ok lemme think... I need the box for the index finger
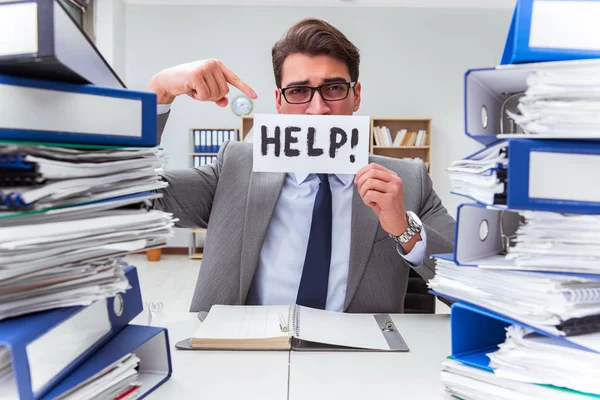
[220,63,258,99]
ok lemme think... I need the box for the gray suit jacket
[154,113,455,313]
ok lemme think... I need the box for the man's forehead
[280,53,351,86]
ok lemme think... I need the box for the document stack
[0,1,172,399]
[431,0,600,398]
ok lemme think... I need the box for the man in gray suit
[148,18,455,313]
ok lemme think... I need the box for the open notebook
[175,305,409,352]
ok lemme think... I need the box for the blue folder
[449,301,600,373]
[450,203,512,266]
[463,65,527,145]
[501,0,600,65]
[452,139,600,214]
[0,266,143,400]
[0,0,124,88]
[43,325,172,400]
[0,74,157,147]
[463,60,600,144]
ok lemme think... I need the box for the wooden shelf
[368,117,431,122]
[241,116,254,141]
[190,228,207,233]
[373,146,430,149]
[189,252,203,260]
[190,152,218,156]
[371,117,432,176]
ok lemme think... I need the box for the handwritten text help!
[252,114,370,174]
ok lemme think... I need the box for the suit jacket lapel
[344,179,380,310]
[239,171,285,303]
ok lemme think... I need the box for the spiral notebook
[176,305,409,352]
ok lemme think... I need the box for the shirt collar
[292,172,353,186]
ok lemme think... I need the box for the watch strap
[389,212,422,245]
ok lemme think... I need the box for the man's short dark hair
[271,18,360,88]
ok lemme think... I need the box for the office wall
[124,5,512,246]
[95,0,126,78]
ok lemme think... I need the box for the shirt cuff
[395,227,427,267]
[157,103,172,115]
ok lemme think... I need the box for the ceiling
[124,0,517,8]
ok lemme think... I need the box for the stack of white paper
[447,141,508,205]
[0,210,175,279]
[507,212,600,273]
[57,353,141,400]
[429,258,600,337]
[488,325,600,396]
[0,347,17,400]
[0,258,130,321]
[0,194,176,319]
[507,68,600,138]
[0,145,167,210]
[441,359,591,400]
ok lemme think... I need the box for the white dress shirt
[246,173,427,312]
[157,104,427,311]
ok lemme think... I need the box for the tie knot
[317,173,329,182]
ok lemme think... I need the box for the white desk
[289,314,452,400]
[142,312,451,400]
[139,311,290,400]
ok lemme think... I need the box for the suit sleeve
[152,112,228,228]
[157,111,169,143]
[412,163,456,283]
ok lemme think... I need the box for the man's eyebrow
[322,77,349,83]
[285,80,310,87]
[284,77,350,87]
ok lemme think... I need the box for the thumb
[215,97,228,107]
[184,80,196,97]
[370,203,380,215]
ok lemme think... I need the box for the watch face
[407,211,423,228]
[231,95,253,116]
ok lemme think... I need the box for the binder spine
[2,192,32,210]
[0,170,42,186]
[293,305,301,337]
[0,153,33,169]
[565,288,600,304]
[0,154,42,189]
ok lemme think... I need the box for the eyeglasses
[280,82,356,104]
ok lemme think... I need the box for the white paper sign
[252,114,370,174]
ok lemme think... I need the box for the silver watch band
[389,211,422,245]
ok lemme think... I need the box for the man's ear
[275,89,283,114]
[352,82,362,112]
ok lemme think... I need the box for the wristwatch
[389,211,423,245]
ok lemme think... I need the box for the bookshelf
[238,116,432,176]
[370,118,432,174]
[189,228,206,260]
[188,127,239,259]
[241,115,254,141]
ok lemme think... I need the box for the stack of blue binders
[0,1,172,399]
[432,0,600,398]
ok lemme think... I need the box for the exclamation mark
[349,128,358,163]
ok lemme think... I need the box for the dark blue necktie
[296,173,332,309]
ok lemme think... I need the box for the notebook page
[192,305,291,340]
[295,306,389,350]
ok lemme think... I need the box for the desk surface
[142,312,451,400]
[289,314,452,400]
[140,311,290,400]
